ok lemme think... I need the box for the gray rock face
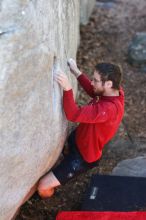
[128,32,146,67]
[0,1,80,219]
[112,156,146,177]
[80,0,96,25]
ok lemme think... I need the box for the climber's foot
[38,187,55,199]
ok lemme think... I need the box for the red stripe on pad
[56,211,146,220]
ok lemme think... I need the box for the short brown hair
[95,63,123,90]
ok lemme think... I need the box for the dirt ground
[17,0,146,219]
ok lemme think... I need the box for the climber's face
[91,71,105,96]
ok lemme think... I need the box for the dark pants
[52,130,99,185]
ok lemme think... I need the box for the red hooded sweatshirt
[63,73,124,163]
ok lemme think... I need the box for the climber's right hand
[67,58,81,78]
[55,73,72,91]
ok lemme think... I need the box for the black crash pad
[82,174,146,211]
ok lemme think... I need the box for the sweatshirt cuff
[63,89,73,98]
[77,72,84,80]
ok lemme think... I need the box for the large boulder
[80,0,96,25]
[0,1,80,219]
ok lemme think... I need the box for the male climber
[37,59,124,198]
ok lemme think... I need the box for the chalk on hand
[67,58,74,67]
[67,61,70,66]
